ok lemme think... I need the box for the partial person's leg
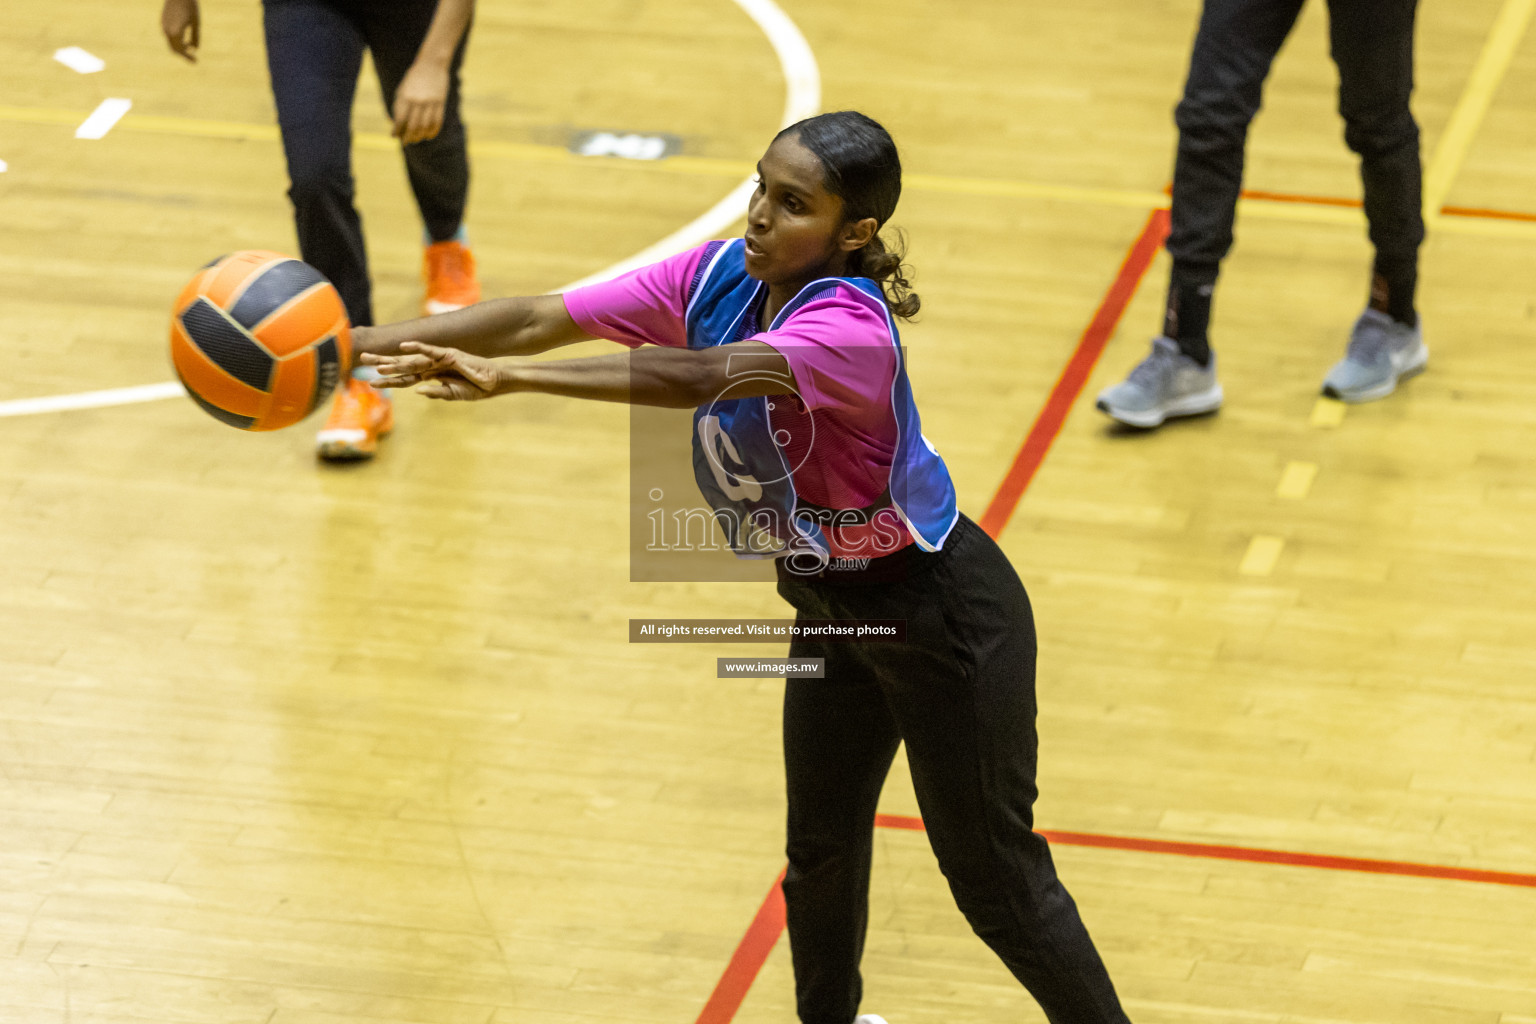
[1097,0,1303,429]
[1330,0,1424,324]
[777,577,903,1024]
[359,0,470,243]
[262,0,371,327]
[875,519,1131,1024]
[1166,0,1307,361]
[358,0,478,315]
[1320,0,1428,401]
[265,0,394,462]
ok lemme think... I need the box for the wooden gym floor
[1,0,1534,1022]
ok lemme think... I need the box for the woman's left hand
[391,61,449,145]
[362,341,505,400]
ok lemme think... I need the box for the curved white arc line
[736,0,822,130]
[559,0,820,290]
[0,0,821,419]
[557,178,761,292]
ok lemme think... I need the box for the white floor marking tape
[54,46,106,74]
[0,382,186,419]
[75,98,133,140]
[0,0,820,420]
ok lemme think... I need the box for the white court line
[559,0,819,290]
[0,382,185,419]
[54,46,106,74]
[0,158,8,173]
[76,98,133,140]
[0,0,819,420]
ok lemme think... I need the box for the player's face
[744,133,854,290]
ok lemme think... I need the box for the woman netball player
[353,111,1132,1024]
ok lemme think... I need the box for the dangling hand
[391,60,449,145]
[161,0,201,62]
[362,342,504,401]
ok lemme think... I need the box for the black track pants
[1167,0,1423,288]
[776,515,1131,1024]
[262,0,470,326]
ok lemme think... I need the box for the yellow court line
[1422,0,1536,223]
[1239,535,1287,577]
[1243,0,1536,592]
[2,104,1535,240]
[1310,397,1347,428]
[119,112,279,142]
[1276,461,1319,500]
[0,105,85,128]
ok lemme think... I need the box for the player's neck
[761,284,797,330]
[762,261,840,329]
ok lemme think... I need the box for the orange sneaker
[422,239,480,315]
[316,377,394,461]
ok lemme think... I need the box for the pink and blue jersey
[563,240,957,561]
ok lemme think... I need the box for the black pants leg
[1328,0,1424,318]
[262,0,472,327]
[1166,0,1424,328]
[263,0,374,326]
[777,516,1130,1024]
[352,1,472,244]
[781,642,902,1024]
[1166,0,1306,287]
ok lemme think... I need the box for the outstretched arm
[362,340,797,410]
[353,294,594,361]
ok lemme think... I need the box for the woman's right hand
[161,0,201,62]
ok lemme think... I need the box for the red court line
[694,817,1536,1024]
[695,869,788,1024]
[1241,187,1362,209]
[977,207,1170,539]
[1232,188,1536,223]
[1440,203,1536,223]
[875,813,1536,889]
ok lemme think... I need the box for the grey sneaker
[1096,336,1223,428]
[1321,309,1428,402]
